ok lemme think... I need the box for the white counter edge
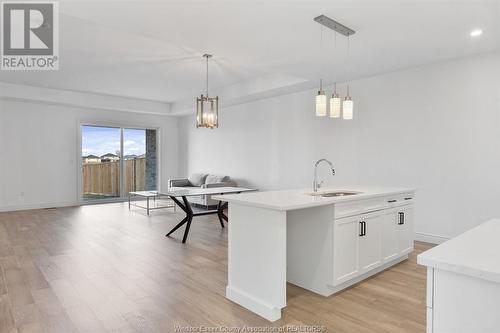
[213,188,415,211]
[417,256,500,284]
[417,219,500,284]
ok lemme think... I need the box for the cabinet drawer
[334,201,359,219]
[386,193,414,208]
[334,198,385,219]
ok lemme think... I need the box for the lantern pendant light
[316,79,327,116]
[196,54,219,129]
[330,83,341,118]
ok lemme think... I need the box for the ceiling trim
[0,82,171,115]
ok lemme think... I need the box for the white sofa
[168,173,237,208]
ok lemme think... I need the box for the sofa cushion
[205,174,230,184]
[188,173,208,187]
[169,178,190,187]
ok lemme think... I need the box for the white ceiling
[0,0,499,113]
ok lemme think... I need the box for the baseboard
[226,286,282,322]
[414,232,449,244]
[0,201,80,213]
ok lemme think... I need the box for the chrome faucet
[313,159,336,192]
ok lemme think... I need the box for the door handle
[398,212,405,225]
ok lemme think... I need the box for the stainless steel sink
[321,191,361,197]
[307,191,362,197]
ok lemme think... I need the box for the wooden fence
[82,158,146,197]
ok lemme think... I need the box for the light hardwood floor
[0,203,433,333]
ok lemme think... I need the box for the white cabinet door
[398,206,414,254]
[333,204,413,287]
[382,210,400,262]
[332,216,360,285]
[359,213,382,273]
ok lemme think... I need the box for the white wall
[179,52,500,242]
[0,99,178,211]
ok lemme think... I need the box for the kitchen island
[418,219,500,333]
[213,186,415,321]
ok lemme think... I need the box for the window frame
[77,120,161,204]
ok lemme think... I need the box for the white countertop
[418,219,500,284]
[212,186,414,211]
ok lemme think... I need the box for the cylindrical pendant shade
[330,94,341,118]
[316,91,327,117]
[342,96,353,120]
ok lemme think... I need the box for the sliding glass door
[81,125,121,200]
[81,125,158,202]
[123,128,158,193]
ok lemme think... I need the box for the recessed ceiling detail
[0,0,497,113]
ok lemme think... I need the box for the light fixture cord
[206,56,209,96]
[320,26,324,90]
[333,32,337,93]
[347,35,351,96]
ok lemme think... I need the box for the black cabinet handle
[359,221,366,236]
[398,212,405,225]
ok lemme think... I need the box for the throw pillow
[205,174,229,184]
[188,173,208,187]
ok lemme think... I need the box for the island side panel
[432,269,500,332]
[287,205,334,296]
[226,203,287,322]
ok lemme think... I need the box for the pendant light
[343,85,353,119]
[342,36,354,119]
[329,32,341,118]
[313,15,356,121]
[196,54,218,129]
[316,26,327,117]
[330,83,341,118]
[316,79,327,116]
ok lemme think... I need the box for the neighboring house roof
[124,154,138,160]
[101,153,118,158]
[83,154,100,159]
